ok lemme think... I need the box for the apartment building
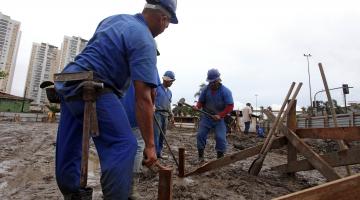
[0,12,21,93]
[58,36,87,72]
[25,43,60,105]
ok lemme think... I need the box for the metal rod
[153,115,179,168]
[178,148,185,177]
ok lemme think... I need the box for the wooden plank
[296,127,360,141]
[273,173,360,200]
[158,169,173,200]
[265,110,341,181]
[54,71,93,82]
[319,63,351,175]
[287,100,297,176]
[274,147,360,173]
[185,136,287,177]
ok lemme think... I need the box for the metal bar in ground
[178,148,185,177]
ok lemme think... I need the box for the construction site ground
[1,121,359,200]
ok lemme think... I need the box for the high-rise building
[25,43,60,105]
[0,12,21,94]
[58,36,88,72]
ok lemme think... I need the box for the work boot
[129,175,141,200]
[198,149,205,162]
[217,151,224,159]
[129,184,141,200]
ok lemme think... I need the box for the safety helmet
[146,0,178,24]
[163,70,175,81]
[206,68,221,82]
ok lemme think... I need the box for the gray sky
[2,0,360,110]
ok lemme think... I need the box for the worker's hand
[192,106,199,111]
[142,146,157,167]
[170,116,175,124]
[211,114,221,121]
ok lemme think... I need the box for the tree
[194,83,206,98]
[310,99,346,115]
[0,70,8,79]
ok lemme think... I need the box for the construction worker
[54,0,178,199]
[242,103,253,134]
[154,70,175,158]
[193,68,234,161]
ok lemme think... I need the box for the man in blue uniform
[54,0,178,199]
[193,69,234,161]
[154,70,175,158]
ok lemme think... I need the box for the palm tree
[194,83,207,98]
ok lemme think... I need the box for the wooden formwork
[173,99,360,199]
[273,173,360,200]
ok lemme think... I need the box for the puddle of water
[174,177,196,187]
[0,160,17,174]
[88,152,100,178]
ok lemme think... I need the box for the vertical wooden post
[178,148,185,177]
[324,113,329,128]
[158,169,173,200]
[287,100,297,176]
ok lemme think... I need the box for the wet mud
[0,122,359,199]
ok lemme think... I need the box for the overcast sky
[2,0,360,110]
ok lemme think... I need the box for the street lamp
[304,54,312,108]
[255,94,258,114]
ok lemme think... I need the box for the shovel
[249,82,302,175]
[178,98,213,117]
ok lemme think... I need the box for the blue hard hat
[147,0,178,24]
[163,70,175,81]
[206,68,221,82]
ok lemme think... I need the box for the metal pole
[255,94,258,115]
[304,54,313,108]
[344,93,348,113]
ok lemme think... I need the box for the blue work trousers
[197,116,227,153]
[56,93,137,200]
[244,121,251,134]
[153,112,168,157]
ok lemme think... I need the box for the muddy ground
[0,121,359,200]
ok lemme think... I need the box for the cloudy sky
[2,0,360,110]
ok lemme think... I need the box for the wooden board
[273,173,360,200]
[185,136,287,177]
[264,110,341,181]
[296,127,360,141]
[274,147,360,173]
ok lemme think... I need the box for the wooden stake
[158,169,173,200]
[319,63,351,175]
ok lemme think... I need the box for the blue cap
[163,70,175,81]
[206,68,221,82]
[147,0,178,24]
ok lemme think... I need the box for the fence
[297,112,360,128]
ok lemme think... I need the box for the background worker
[193,68,234,161]
[154,70,175,158]
[242,103,252,134]
[54,0,178,199]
